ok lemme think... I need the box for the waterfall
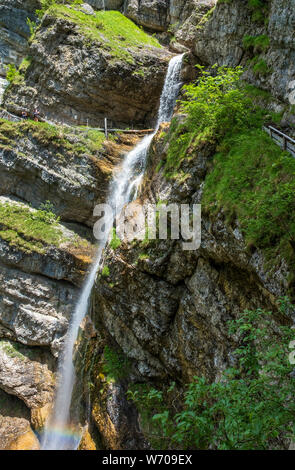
[0,78,8,105]
[41,53,184,450]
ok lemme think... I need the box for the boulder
[0,415,39,450]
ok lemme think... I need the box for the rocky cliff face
[0,0,294,452]
[193,0,295,114]
[88,0,215,33]
[0,114,141,448]
[93,121,287,381]
[0,0,40,76]
[87,109,293,448]
[3,6,171,128]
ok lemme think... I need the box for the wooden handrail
[263,125,295,158]
[0,110,155,136]
[267,125,295,145]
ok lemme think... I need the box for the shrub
[164,65,263,175]
[129,305,295,450]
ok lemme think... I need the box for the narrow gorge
[0,0,295,453]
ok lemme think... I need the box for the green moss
[196,6,215,30]
[0,340,28,361]
[203,130,295,270]
[0,201,64,254]
[0,119,105,156]
[101,265,110,278]
[243,34,270,52]
[243,83,271,101]
[48,7,161,64]
[138,253,150,260]
[109,228,121,250]
[251,57,271,76]
[247,0,270,24]
[102,345,131,382]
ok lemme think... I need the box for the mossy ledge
[44,6,162,64]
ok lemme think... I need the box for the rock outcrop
[3,6,171,128]
[87,0,124,10]
[0,119,116,226]
[114,1,215,36]
[194,0,295,108]
[93,123,286,383]
[0,388,39,450]
[0,106,145,447]
[0,415,40,450]
[0,339,55,409]
[0,0,40,76]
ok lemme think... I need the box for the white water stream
[41,53,184,450]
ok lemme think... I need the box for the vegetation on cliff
[0,118,105,156]
[128,303,295,450]
[45,5,161,64]
[0,198,93,257]
[124,65,295,450]
[161,66,294,278]
[0,200,63,254]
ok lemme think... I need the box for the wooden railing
[263,125,295,158]
[0,111,154,138]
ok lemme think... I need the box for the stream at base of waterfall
[41,53,184,450]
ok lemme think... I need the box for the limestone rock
[194,0,295,104]
[87,0,124,10]
[3,7,171,128]
[124,0,169,32]
[94,122,289,382]
[0,415,39,450]
[92,378,148,449]
[79,3,95,16]
[78,426,97,450]
[0,339,55,409]
[122,0,213,34]
[31,403,52,432]
[0,0,40,76]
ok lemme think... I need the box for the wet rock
[0,339,55,409]
[0,415,39,450]
[31,403,52,432]
[91,374,148,449]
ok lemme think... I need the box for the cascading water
[41,53,184,450]
[0,77,8,105]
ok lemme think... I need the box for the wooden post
[104,117,108,139]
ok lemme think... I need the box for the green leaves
[164,65,264,176]
[128,306,295,449]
